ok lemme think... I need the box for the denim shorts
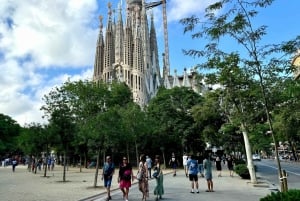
[104,177,113,187]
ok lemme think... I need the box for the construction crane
[145,0,170,77]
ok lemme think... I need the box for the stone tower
[93,0,162,106]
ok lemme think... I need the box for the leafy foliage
[260,189,300,201]
[180,0,300,163]
[0,114,20,155]
[147,87,204,154]
[234,164,250,179]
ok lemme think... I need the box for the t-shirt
[187,159,198,175]
[203,159,212,174]
[183,155,188,166]
[146,158,152,168]
[103,162,115,176]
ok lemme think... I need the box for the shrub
[234,159,246,165]
[234,164,250,179]
[260,189,300,201]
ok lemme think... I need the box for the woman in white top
[183,153,188,177]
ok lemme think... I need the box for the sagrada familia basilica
[93,0,203,106]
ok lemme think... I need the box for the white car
[252,154,261,161]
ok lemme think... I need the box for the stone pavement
[0,164,274,201]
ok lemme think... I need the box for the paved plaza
[0,164,274,201]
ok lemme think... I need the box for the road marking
[259,163,300,176]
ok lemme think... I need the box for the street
[255,159,300,190]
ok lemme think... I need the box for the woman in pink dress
[118,157,134,201]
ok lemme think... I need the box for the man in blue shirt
[187,154,199,193]
[101,156,115,201]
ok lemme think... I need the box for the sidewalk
[0,165,273,201]
[85,169,273,201]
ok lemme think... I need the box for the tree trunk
[135,140,139,167]
[79,155,82,172]
[93,147,101,187]
[43,144,49,177]
[241,123,257,184]
[63,151,66,182]
[289,140,298,161]
[84,152,87,168]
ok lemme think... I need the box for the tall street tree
[147,87,204,156]
[41,84,76,182]
[180,0,300,189]
[0,114,20,156]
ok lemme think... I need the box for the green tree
[180,0,300,188]
[60,80,133,187]
[119,103,149,166]
[273,79,300,160]
[41,84,76,182]
[0,113,20,156]
[18,123,56,176]
[191,90,225,148]
[63,80,109,171]
[147,87,204,156]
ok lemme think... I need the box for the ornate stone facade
[93,0,203,106]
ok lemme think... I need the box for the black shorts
[189,174,198,181]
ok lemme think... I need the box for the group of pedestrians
[214,155,235,177]
[27,156,55,174]
[101,152,234,201]
[181,153,235,193]
[184,153,214,193]
[101,154,164,201]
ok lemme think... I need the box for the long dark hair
[140,154,146,162]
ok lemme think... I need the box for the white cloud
[1,0,98,67]
[168,0,218,22]
[0,0,99,126]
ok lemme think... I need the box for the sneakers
[190,189,199,193]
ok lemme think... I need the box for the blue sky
[0,0,299,126]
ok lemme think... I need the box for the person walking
[197,153,204,177]
[215,156,222,177]
[146,156,152,179]
[182,153,188,177]
[153,155,164,201]
[12,158,17,172]
[203,154,214,192]
[118,157,134,201]
[187,154,199,193]
[137,154,149,201]
[168,153,179,176]
[101,156,115,201]
[227,155,234,177]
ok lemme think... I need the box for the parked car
[252,154,261,161]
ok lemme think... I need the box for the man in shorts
[102,156,115,201]
[187,155,199,193]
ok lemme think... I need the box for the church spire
[93,15,104,81]
[114,2,124,64]
[103,2,115,82]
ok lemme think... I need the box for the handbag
[152,167,159,178]
[152,171,159,178]
[136,171,142,180]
